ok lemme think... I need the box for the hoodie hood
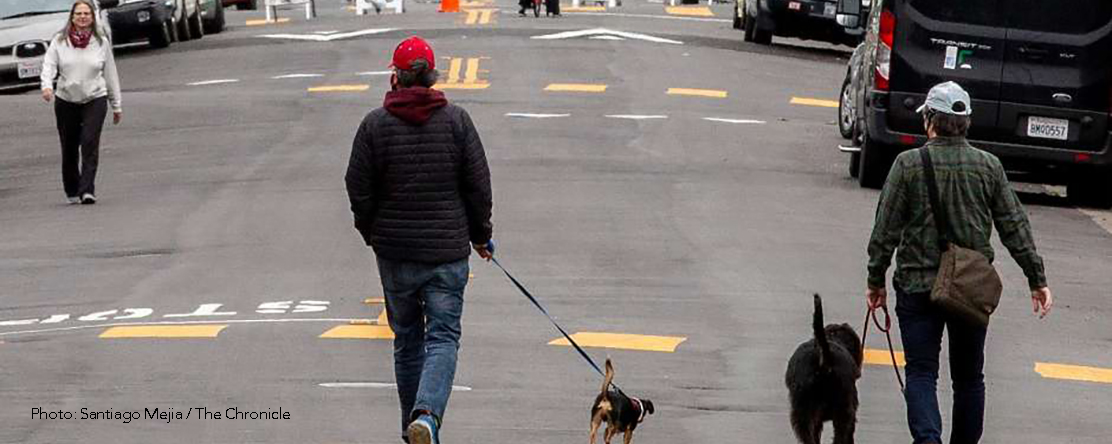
[384,87,448,125]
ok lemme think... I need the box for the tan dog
[589,359,655,444]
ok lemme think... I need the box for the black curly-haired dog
[785,294,864,444]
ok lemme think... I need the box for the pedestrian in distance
[345,36,494,444]
[865,81,1053,444]
[40,0,122,206]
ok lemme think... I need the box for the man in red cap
[346,36,494,444]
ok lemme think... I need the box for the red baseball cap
[390,36,435,71]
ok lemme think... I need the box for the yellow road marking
[545,83,608,93]
[376,309,389,326]
[436,57,490,90]
[549,332,687,353]
[320,325,395,339]
[245,17,290,26]
[563,6,606,12]
[668,88,728,98]
[1036,363,1112,384]
[100,325,227,338]
[308,85,370,93]
[665,6,714,16]
[864,348,906,367]
[464,8,497,25]
[791,97,840,108]
[364,298,385,305]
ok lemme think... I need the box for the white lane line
[320,382,473,391]
[505,113,571,118]
[531,28,684,45]
[605,114,669,120]
[555,11,730,23]
[357,71,394,76]
[187,79,239,86]
[272,73,324,79]
[259,28,398,42]
[703,117,767,124]
[0,318,371,337]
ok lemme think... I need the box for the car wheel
[751,7,773,45]
[838,75,855,139]
[1067,170,1112,209]
[176,5,193,41]
[857,132,894,189]
[743,6,756,41]
[733,0,743,29]
[189,2,204,39]
[203,0,225,34]
[149,18,173,48]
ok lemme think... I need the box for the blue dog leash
[485,241,623,393]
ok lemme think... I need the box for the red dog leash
[862,305,905,393]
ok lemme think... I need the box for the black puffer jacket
[345,87,493,263]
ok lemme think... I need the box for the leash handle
[862,305,905,392]
[490,256,624,394]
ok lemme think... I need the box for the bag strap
[919,148,950,252]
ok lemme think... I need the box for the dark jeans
[54,97,107,198]
[896,290,988,444]
[376,257,468,436]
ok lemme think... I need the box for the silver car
[0,0,116,92]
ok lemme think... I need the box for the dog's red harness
[631,397,647,424]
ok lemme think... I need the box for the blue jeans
[377,257,468,436]
[895,290,988,444]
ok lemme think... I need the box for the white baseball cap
[916,81,973,116]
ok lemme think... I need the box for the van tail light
[875,9,896,91]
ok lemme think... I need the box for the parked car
[836,0,1112,208]
[0,0,116,92]
[222,0,257,11]
[105,0,177,48]
[733,0,862,46]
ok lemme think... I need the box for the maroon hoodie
[384,87,449,125]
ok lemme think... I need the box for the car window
[908,0,1001,27]
[0,0,78,20]
[1006,0,1112,34]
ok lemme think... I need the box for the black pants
[896,290,988,444]
[54,97,107,198]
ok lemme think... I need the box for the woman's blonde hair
[58,0,108,45]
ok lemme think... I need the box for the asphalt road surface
[2,1,1110,443]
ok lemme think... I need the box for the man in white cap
[865,81,1053,444]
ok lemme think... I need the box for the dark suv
[836,0,1112,208]
[733,0,863,46]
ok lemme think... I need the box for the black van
[835,0,1112,208]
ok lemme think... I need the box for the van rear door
[997,1,1112,152]
[888,0,1007,138]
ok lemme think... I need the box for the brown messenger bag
[920,148,1003,327]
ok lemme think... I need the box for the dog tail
[601,358,615,396]
[813,293,830,370]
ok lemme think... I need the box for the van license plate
[1027,116,1069,141]
[788,2,802,11]
[18,61,42,79]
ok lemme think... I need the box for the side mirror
[99,0,120,8]
[836,0,863,29]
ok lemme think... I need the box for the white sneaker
[81,193,97,205]
[66,196,81,205]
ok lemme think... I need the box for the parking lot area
[2,0,1111,443]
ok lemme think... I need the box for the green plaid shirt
[867,137,1047,293]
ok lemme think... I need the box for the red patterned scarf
[68,27,93,49]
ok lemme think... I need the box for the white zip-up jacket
[40,34,121,113]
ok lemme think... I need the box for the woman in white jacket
[40,0,122,205]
